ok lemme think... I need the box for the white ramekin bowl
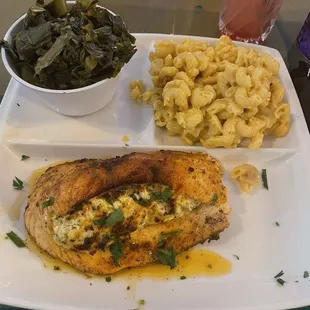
[1,3,120,116]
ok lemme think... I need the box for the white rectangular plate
[0,34,310,310]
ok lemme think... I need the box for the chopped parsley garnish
[130,194,150,207]
[209,193,218,205]
[92,173,98,178]
[54,266,60,271]
[154,247,178,269]
[99,234,113,250]
[304,271,309,278]
[13,177,24,190]
[208,264,212,269]
[276,278,285,286]
[180,275,186,280]
[93,219,106,226]
[6,231,25,248]
[42,197,55,208]
[150,188,172,201]
[93,208,124,227]
[138,299,145,306]
[261,169,269,190]
[158,230,183,248]
[105,196,113,205]
[274,270,284,278]
[275,221,280,227]
[105,276,112,282]
[17,103,20,107]
[233,254,240,260]
[103,208,124,227]
[109,237,123,267]
[131,187,173,207]
[21,155,30,161]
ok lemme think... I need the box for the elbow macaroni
[130,35,290,149]
[231,164,260,193]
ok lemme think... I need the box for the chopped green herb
[105,276,111,282]
[99,233,113,250]
[42,197,55,208]
[158,230,183,248]
[209,193,218,205]
[92,173,98,179]
[233,254,240,260]
[13,177,24,190]
[21,155,30,161]
[93,208,124,227]
[127,286,130,290]
[208,264,212,269]
[6,231,25,248]
[105,196,114,205]
[54,266,60,270]
[154,247,178,269]
[275,221,280,227]
[109,237,123,267]
[295,280,299,283]
[138,299,145,306]
[274,270,284,278]
[93,218,105,226]
[4,236,8,240]
[180,275,186,280]
[150,188,172,201]
[276,278,285,286]
[261,169,269,190]
[104,208,124,227]
[130,194,151,207]
[17,103,20,107]
[304,271,309,278]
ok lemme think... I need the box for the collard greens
[1,0,136,90]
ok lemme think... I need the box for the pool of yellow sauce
[26,235,231,279]
[21,160,232,280]
[117,249,231,279]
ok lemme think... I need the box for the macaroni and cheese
[131,35,290,149]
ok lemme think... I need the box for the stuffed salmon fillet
[24,151,230,274]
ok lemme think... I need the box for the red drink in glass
[219,0,283,44]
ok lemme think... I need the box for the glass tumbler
[219,0,283,44]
